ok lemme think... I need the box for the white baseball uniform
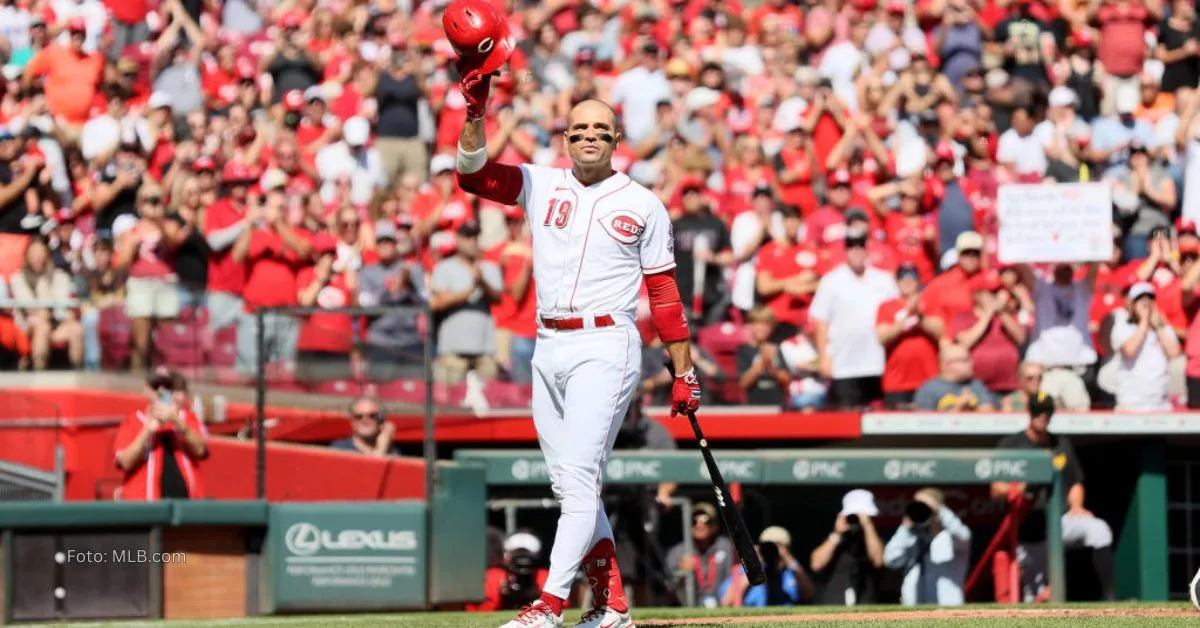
[512,163,676,598]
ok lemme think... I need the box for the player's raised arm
[445,1,526,207]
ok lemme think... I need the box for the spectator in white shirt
[810,227,900,409]
[610,40,671,144]
[996,106,1048,176]
[315,116,386,206]
[1109,282,1181,411]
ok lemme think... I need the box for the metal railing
[0,458,60,502]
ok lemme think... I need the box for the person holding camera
[993,392,1116,602]
[809,489,885,605]
[720,526,814,608]
[883,488,972,606]
[469,531,551,612]
[112,367,208,501]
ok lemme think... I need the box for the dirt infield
[639,606,1196,625]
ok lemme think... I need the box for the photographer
[883,488,972,606]
[809,489,885,605]
[720,526,814,608]
[112,367,208,501]
[469,531,550,612]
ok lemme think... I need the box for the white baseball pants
[531,321,642,599]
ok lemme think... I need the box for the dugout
[454,448,1070,606]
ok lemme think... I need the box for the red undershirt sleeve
[455,161,525,206]
[645,269,690,343]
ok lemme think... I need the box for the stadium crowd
[0,0,1198,412]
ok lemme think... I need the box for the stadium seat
[482,380,533,408]
[697,322,749,403]
[208,326,237,367]
[308,378,369,397]
[154,320,206,367]
[98,307,132,370]
[376,378,427,404]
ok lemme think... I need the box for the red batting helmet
[442,0,515,76]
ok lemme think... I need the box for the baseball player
[444,2,702,626]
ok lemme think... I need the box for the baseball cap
[282,89,305,112]
[845,207,870,224]
[693,502,719,523]
[395,214,415,230]
[430,153,456,176]
[1028,391,1056,419]
[665,57,692,78]
[679,177,705,194]
[458,221,481,237]
[147,366,178,390]
[343,116,370,147]
[1177,217,1198,235]
[1048,86,1078,108]
[66,17,86,33]
[259,168,288,192]
[148,91,172,111]
[192,156,216,173]
[896,262,921,280]
[759,526,792,547]
[574,47,597,67]
[844,225,869,247]
[885,0,907,12]
[222,161,259,184]
[280,11,304,29]
[955,231,984,253]
[1115,85,1139,115]
[752,182,773,198]
[827,168,851,187]
[933,141,956,164]
[1128,281,1156,301]
[841,489,879,517]
[304,85,327,103]
[375,221,399,242]
[503,532,542,555]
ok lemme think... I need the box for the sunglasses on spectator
[352,412,379,421]
[845,237,867,249]
[1023,373,1043,382]
[143,196,162,205]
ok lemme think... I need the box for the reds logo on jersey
[599,209,645,245]
[316,285,347,309]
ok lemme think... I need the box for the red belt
[540,314,615,331]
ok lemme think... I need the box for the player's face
[565,101,621,169]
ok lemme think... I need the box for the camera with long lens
[905,501,935,533]
[844,513,863,536]
[501,548,542,609]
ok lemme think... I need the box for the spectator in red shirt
[806,168,855,248]
[773,122,820,215]
[924,230,986,342]
[755,205,820,341]
[202,163,259,332]
[112,368,208,501]
[1091,0,1158,116]
[876,263,941,409]
[295,236,357,382]
[871,176,939,281]
[230,185,313,375]
[488,206,537,384]
[949,271,1026,395]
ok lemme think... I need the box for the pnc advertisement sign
[268,503,427,611]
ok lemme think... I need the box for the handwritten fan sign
[997,183,1113,264]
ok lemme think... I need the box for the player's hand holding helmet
[442,0,515,120]
[671,368,702,417]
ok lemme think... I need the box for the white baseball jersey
[515,164,676,318]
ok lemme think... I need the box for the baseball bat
[686,410,766,586]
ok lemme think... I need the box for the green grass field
[45,603,1199,628]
